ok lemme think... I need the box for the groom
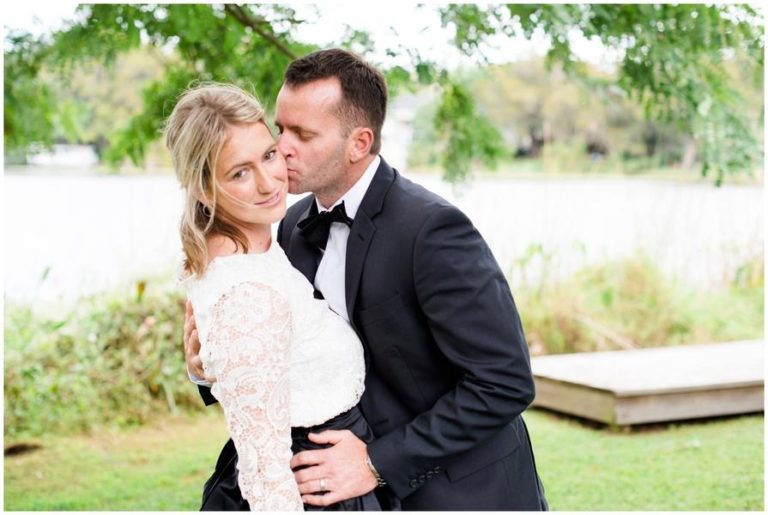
[186,48,547,510]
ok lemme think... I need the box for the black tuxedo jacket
[276,158,547,510]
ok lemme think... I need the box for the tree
[440,3,764,184]
[4,3,763,184]
[4,32,58,156]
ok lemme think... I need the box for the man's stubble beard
[303,143,350,205]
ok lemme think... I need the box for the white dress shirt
[314,155,380,322]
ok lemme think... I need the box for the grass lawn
[526,409,764,510]
[4,410,229,510]
[4,408,763,510]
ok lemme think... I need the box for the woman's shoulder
[181,236,247,293]
[207,234,241,262]
[202,236,290,285]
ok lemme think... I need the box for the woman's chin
[270,203,288,223]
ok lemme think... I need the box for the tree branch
[224,4,297,60]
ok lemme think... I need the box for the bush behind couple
[169,47,547,511]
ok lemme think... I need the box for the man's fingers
[184,318,198,342]
[189,355,204,376]
[294,466,325,485]
[296,476,330,495]
[301,492,341,508]
[184,328,200,359]
[290,449,324,469]
[183,301,198,348]
[183,320,194,349]
[307,430,347,445]
[181,299,209,381]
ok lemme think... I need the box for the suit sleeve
[366,204,535,499]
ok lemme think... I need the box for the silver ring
[319,478,327,491]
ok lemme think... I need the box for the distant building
[27,144,99,167]
[381,89,434,173]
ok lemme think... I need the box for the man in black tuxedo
[185,48,547,511]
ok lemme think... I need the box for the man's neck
[316,154,377,208]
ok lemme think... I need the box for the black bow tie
[298,201,353,250]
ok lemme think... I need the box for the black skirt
[201,406,399,511]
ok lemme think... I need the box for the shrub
[4,280,204,438]
[4,253,763,437]
[516,252,764,355]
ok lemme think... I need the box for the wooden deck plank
[533,378,617,424]
[531,340,764,425]
[614,385,764,425]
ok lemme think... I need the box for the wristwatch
[366,455,387,487]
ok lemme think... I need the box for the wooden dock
[530,340,764,425]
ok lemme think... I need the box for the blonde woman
[166,84,385,511]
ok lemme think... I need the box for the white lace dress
[181,242,366,511]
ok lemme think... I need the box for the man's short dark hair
[284,48,388,155]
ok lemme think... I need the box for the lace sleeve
[206,281,303,511]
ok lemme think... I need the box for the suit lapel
[345,158,396,322]
[288,200,322,284]
[345,214,375,322]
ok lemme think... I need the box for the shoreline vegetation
[4,253,763,439]
[5,160,765,186]
[407,162,765,186]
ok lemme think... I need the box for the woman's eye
[232,169,247,179]
[265,149,276,160]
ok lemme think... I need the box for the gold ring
[320,478,327,491]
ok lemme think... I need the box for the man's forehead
[277,78,341,108]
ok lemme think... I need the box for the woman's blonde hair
[164,83,266,276]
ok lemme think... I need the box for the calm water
[4,170,763,308]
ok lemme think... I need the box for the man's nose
[277,134,292,157]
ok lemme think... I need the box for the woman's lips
[254,190,281,207]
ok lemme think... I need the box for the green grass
[4,410,229,510]
[526,409,764,510]
[4,408,763,510]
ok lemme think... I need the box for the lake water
[3,169,763,308]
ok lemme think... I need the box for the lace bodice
[182,242,366,511]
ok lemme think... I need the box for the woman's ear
[194,189,213,211]
[348,127,374,163]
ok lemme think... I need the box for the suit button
[418,474,426,482]
[409,479,418,488]
[426,471,434,479]
[433,466,441,473]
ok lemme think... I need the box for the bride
[165,83,385,511]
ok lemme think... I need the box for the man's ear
[348,127,374,163]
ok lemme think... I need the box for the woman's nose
[255,169,277,194]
